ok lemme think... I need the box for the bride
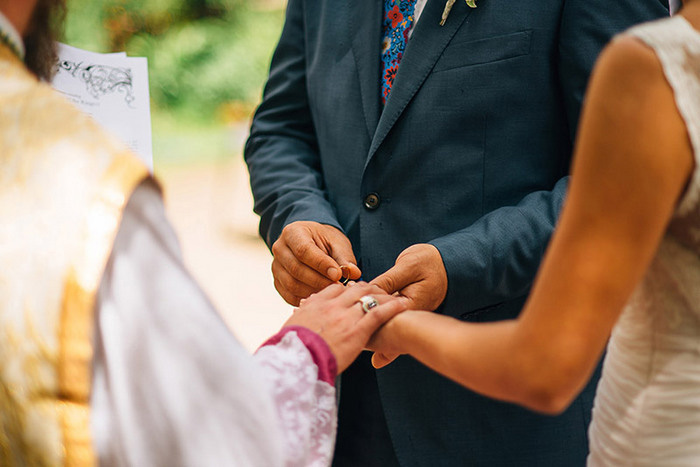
[369,1,700,464]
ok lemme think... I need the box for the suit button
[364,192,381,210]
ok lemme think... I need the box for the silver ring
[358,295,379,313]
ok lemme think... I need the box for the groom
[245,0,669,465]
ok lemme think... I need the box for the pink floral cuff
[259,326,338,385]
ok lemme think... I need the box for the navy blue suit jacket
[246,0,668,464]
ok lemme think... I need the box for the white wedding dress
[587,15,700,466]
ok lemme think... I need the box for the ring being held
[339,265,351,286]
[358,295,379,313]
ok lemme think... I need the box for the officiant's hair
[24,0,66,82]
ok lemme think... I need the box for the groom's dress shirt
[670,0,682,14]
[412,0,428,34]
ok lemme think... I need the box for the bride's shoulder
[590,33,665,99]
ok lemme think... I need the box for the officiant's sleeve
[254,326,338,467]
[244,0,342,248]
[91,182,336,466]
[430,0,669,317]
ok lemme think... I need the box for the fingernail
[327,267,339,279]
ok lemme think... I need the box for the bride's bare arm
[369,36,695,414]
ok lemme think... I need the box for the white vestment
[91,182,337,466]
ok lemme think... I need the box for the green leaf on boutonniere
[440,0,477,27]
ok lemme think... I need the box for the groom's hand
[271,221,362,306]
[371,244,447,311]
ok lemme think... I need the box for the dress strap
[624,16,700,217]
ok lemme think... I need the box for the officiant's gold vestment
[0,43,150,466]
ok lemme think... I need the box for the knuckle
[288,280,313,299]
[281,222,298,235]
[286,260,303,279]
[277,270,297,292]
[271,253,286,268]
[292,240,312,259]
[273,276,283,293]
[378,276,396,292]
[276,274,293,293]
[271,240,283,256]
[305,291,322,304]
[314,255,331,273]
[313,279,332,291]
[402,254,420,269]
[352,283,372,295]
[286,279,304,296]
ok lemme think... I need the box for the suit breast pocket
[433,30,532,73]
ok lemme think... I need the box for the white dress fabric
[587,15,700,466]
[91,181,336,466]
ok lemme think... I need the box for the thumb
[371,263,415,295]
[371,352,399,369]
[338,262,362,281]
[329,249,361,281]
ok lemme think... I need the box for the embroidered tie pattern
[381,0,417,105]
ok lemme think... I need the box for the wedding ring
[358,295,379,313]
[339,265,351,286]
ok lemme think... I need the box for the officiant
[0,1,407,465]
[245,0,669,465]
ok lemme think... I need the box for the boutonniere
[440,0,477,26]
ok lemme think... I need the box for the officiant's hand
[285,283,407,372]
[272,221,362,306]
[371,244,447,312]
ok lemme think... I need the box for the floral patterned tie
[381,0,418,105]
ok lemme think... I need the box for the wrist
[395,310,432,354]
[383,310,419,355]
[259,326,338,385]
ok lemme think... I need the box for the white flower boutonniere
[440,0,477,26]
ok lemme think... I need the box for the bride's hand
[284,282,407,373]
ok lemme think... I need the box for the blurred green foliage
[64,0,285,124]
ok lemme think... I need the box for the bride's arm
[370,36,695,414]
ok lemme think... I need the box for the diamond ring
[358,295,379,313]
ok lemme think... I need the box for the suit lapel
[350,0,383,141]
[366,0,474,164]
